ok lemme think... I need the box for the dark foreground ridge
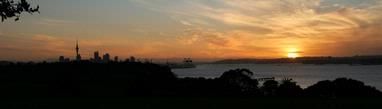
[1,61,381,108]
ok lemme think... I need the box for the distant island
[213,55,382,65]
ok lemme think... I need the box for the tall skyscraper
[114,56,119,62]
[130,56,136,62]
[59,56,70,62]
[75,39,81,61]
[103,53,110,62]
[59,56,65,62]
[94,51,101,62]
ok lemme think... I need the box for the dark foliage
[0,61,177,97]
[0,0,39,22]
[276,79,304,97]
[219,69,260,96]
[305,78,382,98]
[0,62,381,98]
[261,80,278,97]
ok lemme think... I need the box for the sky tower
[75,39,81,61]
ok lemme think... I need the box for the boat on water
[166,58,196,69]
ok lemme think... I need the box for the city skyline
[2,0,382,61]
[58,41,120,62]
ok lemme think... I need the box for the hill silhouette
[213,55,382,65]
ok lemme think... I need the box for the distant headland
[213,55,382,65]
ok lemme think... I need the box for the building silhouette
[114,56,119,62]
[58,56,70,63]
[103,53,110,62]
[93,51,101,62]
[130,56,136,62]
[75,39,81,61]
[59,56,65,62]
[65,58,70,62]
[57,40,126,63]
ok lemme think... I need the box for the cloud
[4,0,382,60]
[0,34,71,61]
[206,1,378,37]
[163,0,382,57]
[0,32,194,60]
[179,20,193,26]
[177,28,227,46]
[303,22,382,56]
[138,0,379,38]
[175,27,284,58]
[36,18,77,26]
[0,34,140,61]
[133,0,381,38]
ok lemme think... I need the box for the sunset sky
[1,0,382,61]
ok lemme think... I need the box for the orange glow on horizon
[286,48,301,58]
[287,53,299,58]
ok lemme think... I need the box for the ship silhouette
[166,58,196,69]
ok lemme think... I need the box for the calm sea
[172,64,382,90]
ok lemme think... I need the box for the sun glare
[287,53,299,58]
[286,48,300,58]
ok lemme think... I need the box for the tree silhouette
[219,69,259,95]
[0,62,381,98]
[0,0,39,22]
[276,79,303,97]
[305,78,382,98]
[220,69,255,87]
[261,80,279,97]
[304,80,335,98]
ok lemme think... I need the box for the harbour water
[172,64,382,90]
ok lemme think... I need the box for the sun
[287,53,299,58]
[286,48,301,58]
